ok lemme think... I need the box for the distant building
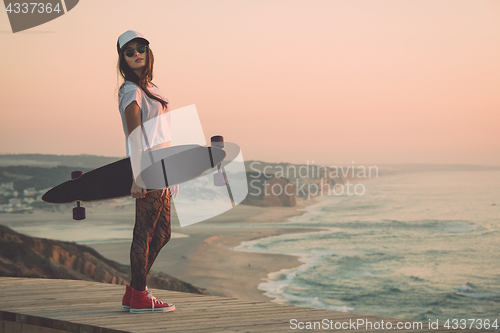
[23,197,36,204]
[38,188,51,195]
[23,188,37,196]
[1,182,14,190]
[8,198,22,206]
[0,205,14,213]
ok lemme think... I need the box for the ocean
[235,168,500,326]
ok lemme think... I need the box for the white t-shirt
[118,81,171,157]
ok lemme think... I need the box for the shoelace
[145,291,165,311]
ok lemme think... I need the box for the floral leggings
[129,189,171,291]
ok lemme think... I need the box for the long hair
[117,43,169,110]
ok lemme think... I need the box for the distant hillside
[0,165,93,192]
[2,154,496,173]
[1,154,497,205]
[0,224,209,295]
[0,154,122,168]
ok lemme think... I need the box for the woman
[116,30,178,313]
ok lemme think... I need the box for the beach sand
[89,198,319,302]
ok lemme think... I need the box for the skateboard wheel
[214,172,226,186]
[71,171,84,179]
[73,206,86,220]
[211,135,224,148]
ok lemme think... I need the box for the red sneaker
[130,288,175,313]
[121,285,133,311]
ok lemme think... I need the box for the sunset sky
[1,0,499,166]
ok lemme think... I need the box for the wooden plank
[0,291,220,308]
[52,307,316,327]
[107,311,493,333]
[1,278,494,333]
[65,306,319,327]
[105,310,344,331]
[36,305,325,331]
[0,278,201,297]
[0,281,118,290]
[2,299,266,316]
[1,321,72,333]
[3,301,313,324]
[0,278,95,286]
[0,313,128,333]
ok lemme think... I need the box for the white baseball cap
[117,30,149,54]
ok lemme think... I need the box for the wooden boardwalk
[0,277,494,333]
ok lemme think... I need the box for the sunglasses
[124,45,147,58]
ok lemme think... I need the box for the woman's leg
[129,190,165,291]
[145,189,172,274]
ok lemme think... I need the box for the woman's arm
[125,101,141,136]
[125,101,146,198]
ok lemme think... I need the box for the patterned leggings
[129,189,171,291]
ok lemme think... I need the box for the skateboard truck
[71,171,86,220]
[211,135,227,186]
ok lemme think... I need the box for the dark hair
[117,41,168,110]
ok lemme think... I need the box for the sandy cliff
[0,224,208,295]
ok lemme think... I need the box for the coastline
[89,197,322,302]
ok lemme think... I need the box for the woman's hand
[131,180,146,199]
[169,184,179,198]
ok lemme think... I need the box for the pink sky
[1,0,499,166]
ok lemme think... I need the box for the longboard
[42,144,226,206]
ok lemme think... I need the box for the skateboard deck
[42,145,226,204]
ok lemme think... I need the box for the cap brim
[118,37,150,53]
